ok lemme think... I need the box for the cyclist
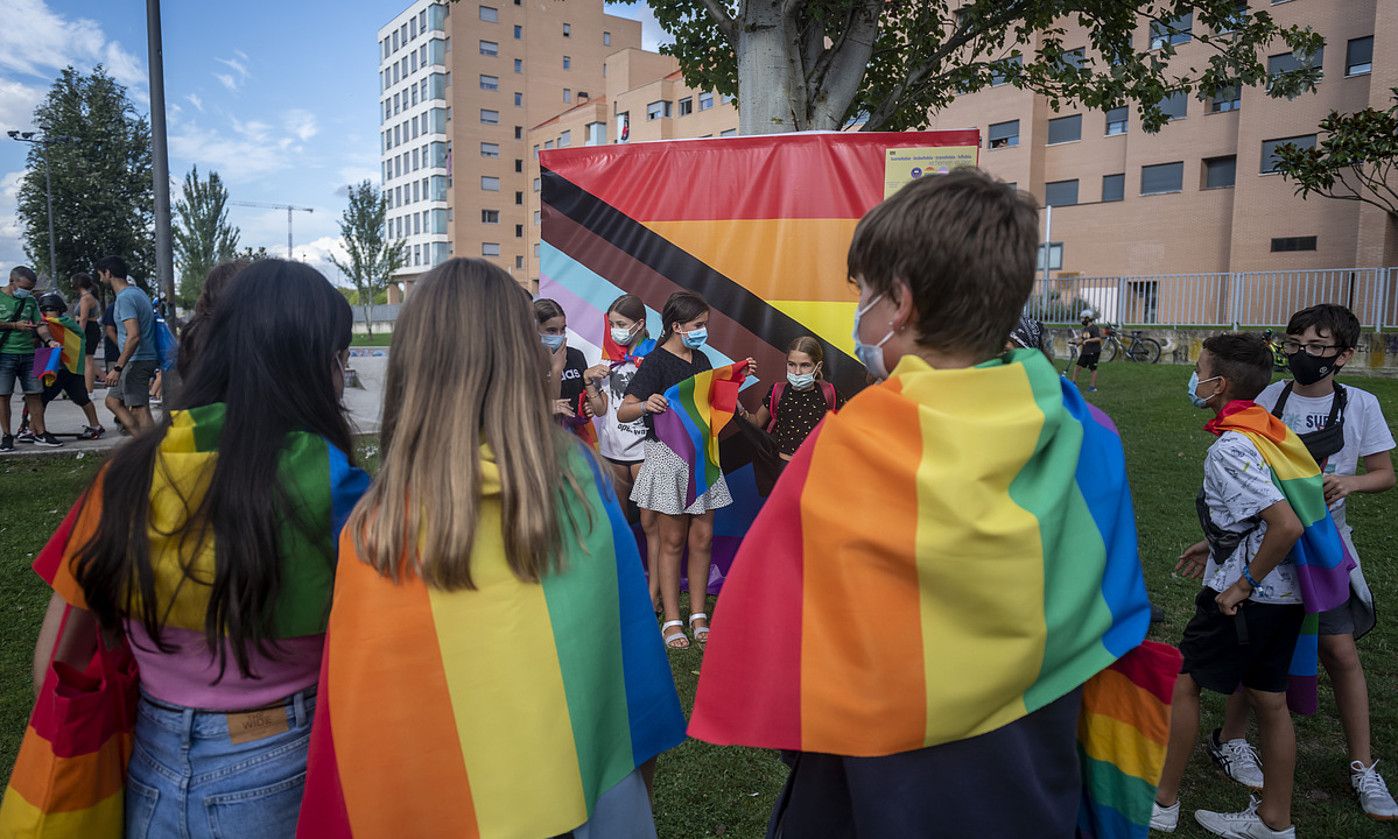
[1069,308,1104,393]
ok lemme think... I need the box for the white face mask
[610,324,637,346]
[852,294,894,380]
[787,371,816,390]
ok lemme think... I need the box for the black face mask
[1287,351,1343,386]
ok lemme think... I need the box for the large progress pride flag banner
[539,131,978,589]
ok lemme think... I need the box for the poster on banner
[536,130,979,593]
[884,145,979,196]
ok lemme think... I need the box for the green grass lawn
[350,331,393,347]
[3,364,1398,837]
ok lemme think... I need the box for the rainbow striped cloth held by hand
[297,443,686,838]
[690,349,1178,838]
[30,315,85,386]
[652,360,748,507]
[1205,400,1351,713]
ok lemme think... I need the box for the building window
[1271,236,1317,252]
[1268,48,1323,86]
[480,74,499,90]
[482,242,501,257]
[1102,173,1125,202]
[534,243,541,258]
[544,139,553,150]
[1149,13,1192,49]
[991,55,1022,86]
[514,158,523,172]
[515,224,524,238]
[479,5,498,21]
[987,120,1019,148]
[1036,243,1063,271]
[1104,106,1127,135]
[482,209,499,224]
[563,88,572,103]
[412,213,421,235]
[480,108,500,125]
[1046,114,1082,144]
[699,92,714,111]
[481,176,500,191]
[1141,161,1184,194]
[514,125,523,139]
[514,92,523,107]
[563,22,571,37]
[514,58,523,73]
[534,210,542,225]
[516,255,525,269]
[1203,155,1236,189]
[563,55,572,69]
[515,191,524,205]
[514,24,522,39]
[679,97,693,116]
[603,30,611,46]
[559,129,572,146]
[1058,48,1086,70]
[533,177,541,191]
[481,142,500,158]
[1346,37,1373,76]
[647,100,672,120]
[1158,91,1187,120]
[480,40,498,56]
[1044,179,1079,207]
[1209,84,1241,112]
[585,121,605,145]
[1261,134,1317,173]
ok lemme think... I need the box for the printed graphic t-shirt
[1201,431,1301,605]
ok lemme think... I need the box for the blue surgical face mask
[12,287,32,299]
[610,325,637,346]
[852,294,895,380]
[787,371,816,390]
[1188,371,1221,409]
[680,326,708,350]
[541,333,566,352]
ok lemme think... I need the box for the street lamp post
[6,130,73,284]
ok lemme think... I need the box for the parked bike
[1065,324,1162,365]
[1261,330,1289,372]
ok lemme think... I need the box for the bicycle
[1261,329,1289,372]
[1107,326,1162,364]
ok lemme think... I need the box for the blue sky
[0,0,667,284]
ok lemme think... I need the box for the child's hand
[744,357,757,378]
[644,394,668,415]
[553,399,573,417]
[1175,541,1209,579]
[1323,474,1356,505]
[584,364,610,386]
[1215,581,1251,616]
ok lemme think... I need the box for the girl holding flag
[618,291,755,649]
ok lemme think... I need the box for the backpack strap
[1272,380,1346,427]
[766,382,786,433]
[819,381,836,411]
[1270,382,1294,419]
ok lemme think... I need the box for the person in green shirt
[1,266,64,450]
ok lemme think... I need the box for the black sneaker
[0,434,13,452]
[16,427,35,443]
[32,432,63,448]
[77,425,106,440]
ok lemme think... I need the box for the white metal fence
[1025,267,1398,329]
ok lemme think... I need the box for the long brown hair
[349,258,586,589]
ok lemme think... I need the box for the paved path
[0,354,387,458]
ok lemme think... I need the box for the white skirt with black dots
[630,439,732,516]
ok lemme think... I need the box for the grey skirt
[630,439,732,515]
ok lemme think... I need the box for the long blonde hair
[348,258,583,589]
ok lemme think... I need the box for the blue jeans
[124,690,314,839]
[0,351,39,396]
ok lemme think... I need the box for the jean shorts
[0,352,39,396]
[125,690,314,839]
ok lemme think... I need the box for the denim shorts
[0,352,39,396]
[125,690,314,839]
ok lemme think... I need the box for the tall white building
[377,1,452,286]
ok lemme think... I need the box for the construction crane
[229,200,315,258]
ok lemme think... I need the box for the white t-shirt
[1255,381,1396,524]
[1202,431,1301,604]
[597,360,648,462]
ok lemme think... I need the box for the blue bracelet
[1242,567,1262,590]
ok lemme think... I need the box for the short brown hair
[847,168,1038,358]
[1202,333,1273,401]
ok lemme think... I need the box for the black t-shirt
[1079,324,1102,358]
[624,345,712,439]
[557,346,588,415]
[763,382,844,455]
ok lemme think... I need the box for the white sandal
[661,620,689,649]
[689,612,710,645]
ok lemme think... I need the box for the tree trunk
[361,303,373,338]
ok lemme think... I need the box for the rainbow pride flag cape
[652,360,748,506]
[601,317,654,368]
[298,444,686,838]
[1204,400,1350,713]
[31,348,62,387]
[30,402,369,645]
[691,350,1172,833]
[46,315,84,377]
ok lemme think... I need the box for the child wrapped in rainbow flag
[690,169,1179,838]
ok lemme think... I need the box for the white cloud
[171,120,290,180]
[212,54,250,92]
[0,0,145,91]
[214,72,238,93]
[0,170,29,277]
[283,109,318,142]
[337,164,380,188]
[0,78,45,133]
[185,93,204,112]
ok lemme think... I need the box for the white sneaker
[1352,759,1398,820]
[1207,728,1265,790]
[1194,796,1295,838]
[1150,800,1180,832]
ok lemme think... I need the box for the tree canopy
[1275,87,1398,219]
[173,165,241,307]
[330,181,405,336]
